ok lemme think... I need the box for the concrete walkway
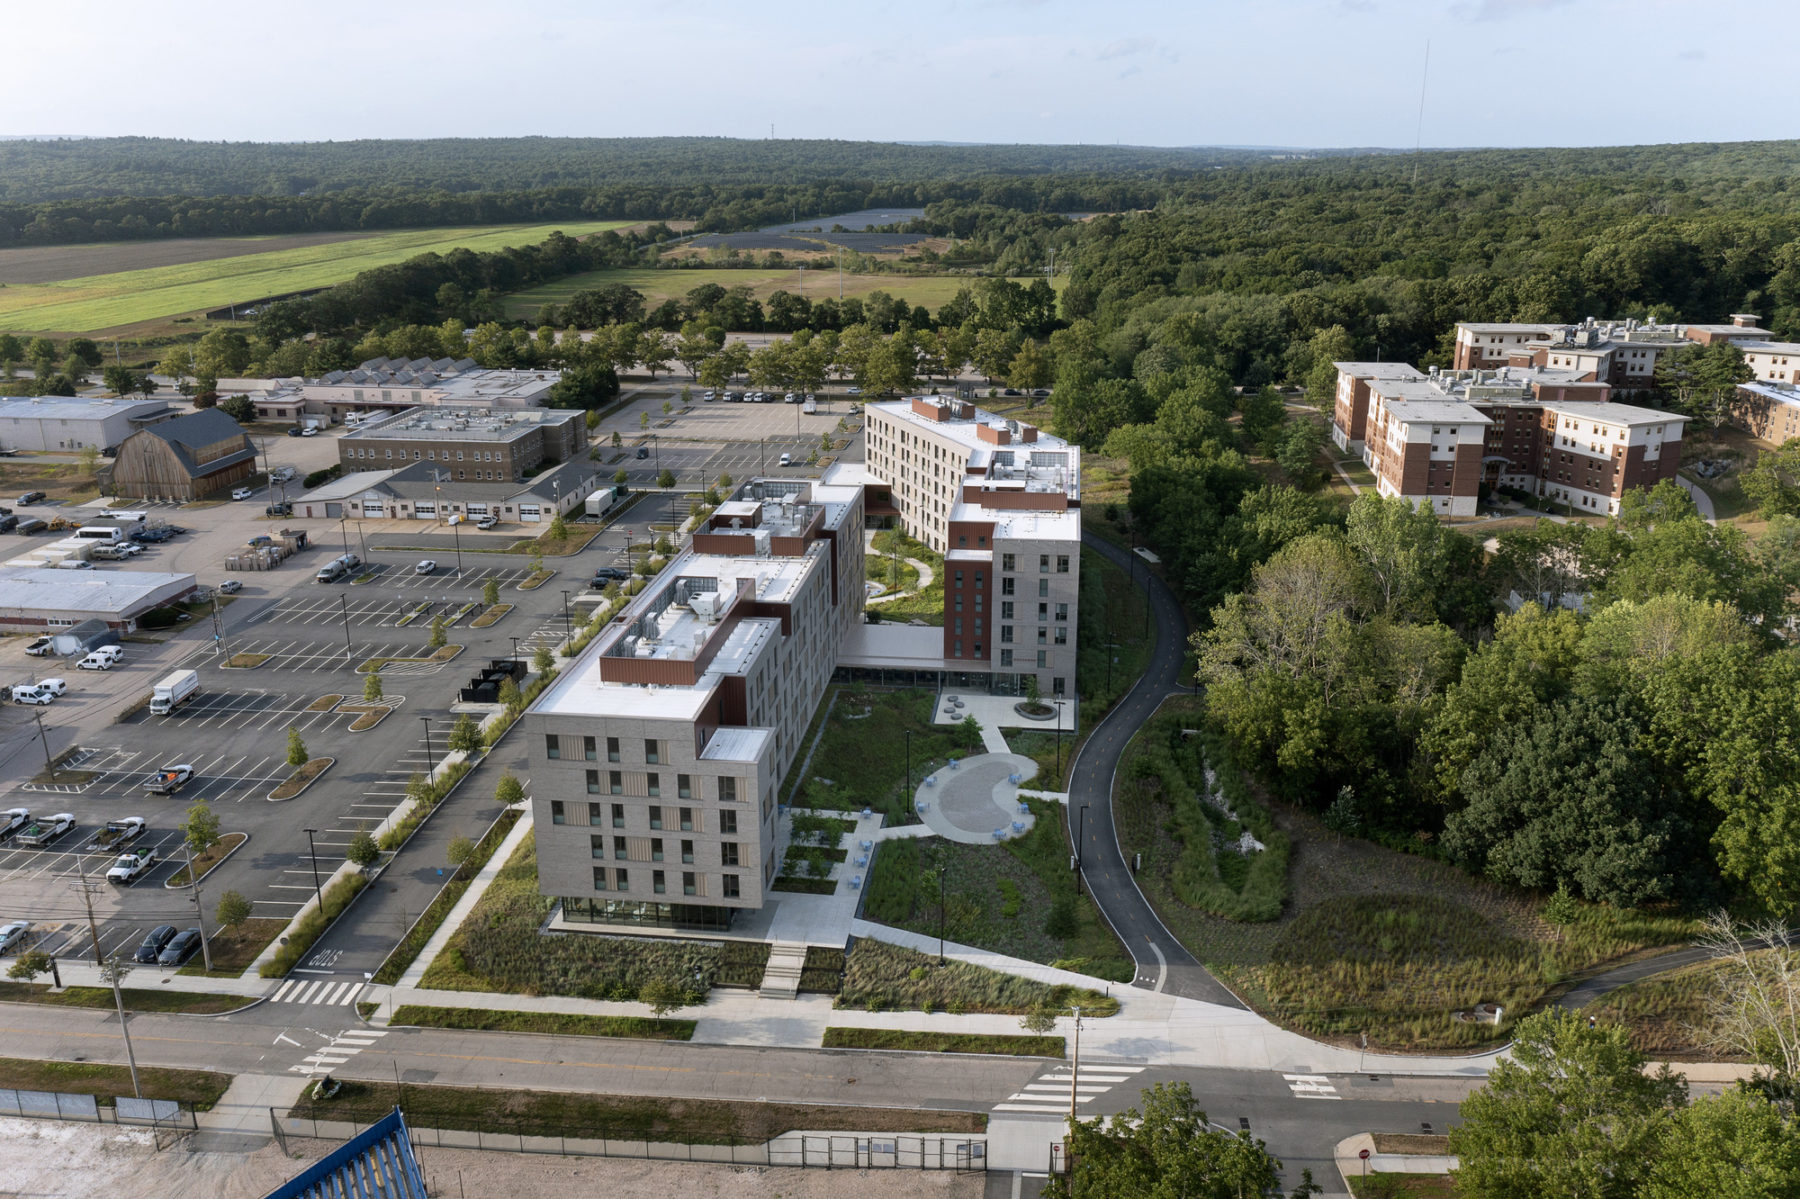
[35,959,270,997]
[910,752,1040,844]
[1675,474,1719,522]
[190,1073,313,1153]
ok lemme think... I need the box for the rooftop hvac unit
[618,635,638,656]
[690,591,720,621]
[693,631,707,654]
[752,529,772,556]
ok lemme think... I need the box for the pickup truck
[0,809,29,840]
[106,849,158,884]
[89,817,146,851]
[17,813,75,848]
[142,765,195,795]
[23,637,52,656]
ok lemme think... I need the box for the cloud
[1451,0,1573,21]
[1678,47,1705,60]
[1095,36,1156,61]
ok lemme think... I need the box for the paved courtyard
[907,752,1040,845]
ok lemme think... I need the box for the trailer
[17,813,75,848]
[585,487,619,519]
[88,817,147,851]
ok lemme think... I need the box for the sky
[7,0,1793,148]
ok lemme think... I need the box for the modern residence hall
[524,474,866,931]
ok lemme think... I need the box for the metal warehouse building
[0,566,198,631]
[0,397,175,452]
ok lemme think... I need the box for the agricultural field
[0,220,636,336]
[503,267,1059,322]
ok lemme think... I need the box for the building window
[719,777,738,803]
[615,868,628,890]
[644,739,660,764]
[1038,626,1047,645]
[1057,555,1070,573]
[1001,625,1013,643]
[720,810,738,835]
[678,774,692,799]
[651,838,664,862]
[1000,649,1013,667]
[583,736,597,761]
[1038,579,1049,598]
[550,800,565,825]
[953,640,962,658]
[723,874,740,899]
[606,736,620,762]
[683,872,697,896]
[1056,603,1068,622]
[614,836,628,860]
[586,802,603,826]
[1038,602,1048,620]
[649,806,663,830]
[1037,650,1048,668]
[679,807,694,831]
[681,839,695,864]
[653,870,666,895]
[1055,627,1067,645]
[1039,555,1049,573]
[1001,577,1015,596]
[610,770,623,795]
[648,773,661,797]
[1002,601,1014,620]
[544,735,560,760]
[590,835,606,859]
[593,866,608,890]
[612,803,625,828]
[722,841,739,866]
[586,770,600,795]
[1002,553,1015,572]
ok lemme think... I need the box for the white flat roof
[1737,340,1800,355]
[1739,381,1800,407]
[0,566,194,613]
[837,622,975,671]
[0,398,164,423]
[1539,400,1688,426]
[1379,401,1492,424]
[1333,362,1426,378]
[949,500,1081,541]
[701,727,771,762]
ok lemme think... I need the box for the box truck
[148,670,199,715]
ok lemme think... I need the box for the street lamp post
[302,828,324,912]
[560,590,573,642]
[937,867,946,966]
[905,728,913,797]
[338,593,353,660]
[1076,803,1088,897]
[420,716,435,776]
[1055,699,1066,780]
[451,516,463,576]
[339,516,350,556]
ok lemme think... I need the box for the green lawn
[790,688,982,823]
[390,1005,696,1041]
[866,527,945,626]
[0,1056,230,1109]
[864,800,1132,981]
[504,267,1051,322]
[837,938,1117,1016]
[823,1027,1065,1057]
[0,221,635,334]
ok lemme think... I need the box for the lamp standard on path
[301,828,324,910]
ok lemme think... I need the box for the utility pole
[100,955,142,1099]
[74,867,104,966]
[182,838,214,972]
[1068,1006,1083,1123]
[31,710,53,776]
[339,592,354,660]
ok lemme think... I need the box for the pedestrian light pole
[302,828,325,912]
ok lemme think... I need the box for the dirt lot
[0,1120,985,1199]
[0,232,379,286]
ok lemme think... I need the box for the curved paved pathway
[1071,532,1243,1008]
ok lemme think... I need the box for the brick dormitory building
[520,397,1083,931]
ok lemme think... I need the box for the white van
[78,647,123,671]
[778,452,792,467]
[98,509,147,522]
[75,526,125,543]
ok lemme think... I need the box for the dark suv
[157,928,202,966]
[17,491,45,505]
[134,925,177,964]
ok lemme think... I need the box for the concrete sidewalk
[395,803,533,989]
[37,958,269,998]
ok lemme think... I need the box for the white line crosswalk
[993,1065,1143,1114]
[1284,1074,1342,1100]
[291,1028,387,1076]
[268,977,367,1006]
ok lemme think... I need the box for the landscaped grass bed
[0,983,245,1015]
[420,832,768,1000]
[836,938,1118,1016]
[792,688,982,823]
[391,1005,696,1041]
[824,1027,1064,1057]
[177,917,287,976]
[1581,955,1747,1060]
[289,1080,985,1143]
[800,946,846,994]
[864,802,1132,981]
[866,528,944,626]
[1114,706,1696,1053]
[269,756,333,800]
[0,1056,230,1109]
[356,645,462,673]
[167,831,247,886]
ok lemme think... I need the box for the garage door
[413,501,436,518]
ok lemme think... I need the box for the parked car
[591,566,630,583]
[0,809,29,840]
[157,929,202,966]
[10,684,54,705]
[14,518,46,535]
[37,678,67,696]
[78,648,122,671]
[846,386,862,397]
[143,764,195,795]
[475,515,498,530]
[133,925,177,964]
[230,487,253,501]
[0,921,30,955]
[779,452,793,467]
[286,427,303,437]
[16,491,45,505]
[415,559,437,575]
[1031,388,1051,398]
[23,637,52,656]
[218,579,243,595]
[265,502,293,516]
[107,849,158,884]
[702,390,717,402]
[0,516,16,533]
[636,447,649,459]
[300,427,319,437]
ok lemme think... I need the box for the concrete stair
[758,942,809,1000]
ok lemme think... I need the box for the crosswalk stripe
[337,983,363,1004]
[269,980,296,1002]
[1020,1084,1112,1094]
[995,1103,1075,1113]
[295,981,324,1004]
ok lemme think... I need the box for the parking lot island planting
[268,756,334,801]
[356,645,463,673]
[470,603,513,628]
[165,831,248,887]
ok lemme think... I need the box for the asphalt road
[1067,532,1241,1008]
